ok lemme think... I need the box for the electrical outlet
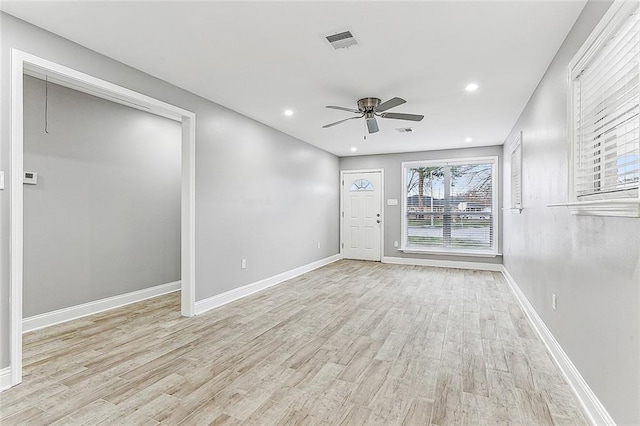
[317,242,321,249]
[552,294,557,311]
[393,241,398,248]
[241,259,246,269]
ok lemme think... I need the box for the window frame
[566,0,640,217]
[400,156,499,257]
[510,131,523,212]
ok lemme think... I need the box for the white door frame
[8,49,197,388]
[339,169,385,260]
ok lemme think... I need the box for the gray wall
[23,76,181,317]
[0,13,340,368]
[501,1,639,423]
[340,145,503,264]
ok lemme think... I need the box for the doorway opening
[8,49,196,388]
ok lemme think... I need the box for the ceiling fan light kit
[323,97,424,134]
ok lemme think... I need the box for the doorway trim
[9,49,196,388]
[339,169,385,261]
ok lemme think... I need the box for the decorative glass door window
[350,179,374,191]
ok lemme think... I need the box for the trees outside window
[403,158,497,253]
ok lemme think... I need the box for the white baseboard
[0,367,11,392]
[195,254,342,315]
[381,255,503,272]
[23,281,181,333]
[501,267,615,426]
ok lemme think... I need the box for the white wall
[501,1,639,423]
[23,76,181,317]
[0,13,340,368]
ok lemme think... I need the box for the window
[402,157,498,255]
[510,132,523,210]
[350,179,374,191]
[567,0,640,216]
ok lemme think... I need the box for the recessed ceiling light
[284,109,294,116]
[465,83,479,92]
[465,137,473,142]
[350,147,357,152]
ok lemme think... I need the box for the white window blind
[573,4,639,197]
[403,158,496,252]
[510,132,523,209]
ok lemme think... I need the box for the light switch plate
[0,171,4,190]
[387,199,398,206]
[24,171,38,185]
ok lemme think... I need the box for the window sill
[547,199,640,218]
[502,207,523,214]
[400,248,500,258]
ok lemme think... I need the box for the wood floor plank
[430,369,463,425]
[30,375,129,425]
[338,339,384,383]
[481,338,509,372]
[462,354,489,397]
[374,331,407,362]
[337,403,372,425]
[0,260,589,425]
[461,392,491,426]
[368,376,413,424]
[507,350,537,391]
[487,369,523,422]
[49,398,116,426]
[405,358,440,400]
[516,388,556,425]
[0,406,45,424]
[349,359,392,406]
[402,398,434,426]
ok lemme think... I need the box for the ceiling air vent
[396,127,414,133]
[325,30,358,50]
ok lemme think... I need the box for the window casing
[510,132,523,211]
[401,157,498,255]
[567,0,640,217]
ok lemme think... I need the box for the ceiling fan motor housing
[357,97,381,112]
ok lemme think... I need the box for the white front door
[342,171,382,261]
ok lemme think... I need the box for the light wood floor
[1,260,588,425]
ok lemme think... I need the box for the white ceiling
[2,1,587,157]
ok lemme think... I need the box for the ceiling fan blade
[366,117,379,134]
[322,115,363,128]
[326,105,361,113]
[380,112,424,121]
[375,97,406,112]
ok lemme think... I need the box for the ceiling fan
[322,97,424,134]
